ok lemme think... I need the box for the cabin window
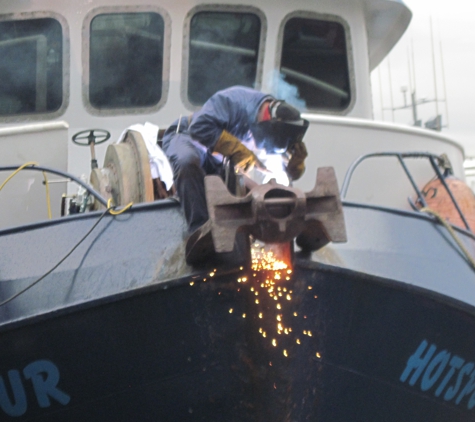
[278,16,351,111]
[0,18,63,116]
[89,12,164,109]
[187,11,262,106]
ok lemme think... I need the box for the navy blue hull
[0,261,474,421]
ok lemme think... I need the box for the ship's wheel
[90,130,154,209]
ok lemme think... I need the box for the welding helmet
[250,100,309,153]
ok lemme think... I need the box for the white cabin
[0,0,466,227]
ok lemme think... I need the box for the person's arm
[286,142,308,180]
[213,130,266,172]
[188,91,234,148]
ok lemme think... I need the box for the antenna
[410,40,420,126]
[381,26,447,131]
[411,39,417,99]
[378,66,384,121]
[430,17,440,129]
[387,57,395,122]
[440,41,450,128]
[401,86,408,107]
[407,44,419,126]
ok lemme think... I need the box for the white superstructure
[0,0,465,226]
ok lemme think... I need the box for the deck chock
[205,167,347,253]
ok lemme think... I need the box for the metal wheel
[72,129,110,146]
[90,130,153,209]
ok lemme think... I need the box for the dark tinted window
[188,12,261,105]
[279,17,350,110]
[0,18,63,116]
[89,13,164,109]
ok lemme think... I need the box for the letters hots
[400,340,475,410]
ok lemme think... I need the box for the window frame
[83,5,171,116]
[181,4,267,111]
[275,11,355,115]
[0,11,70,123]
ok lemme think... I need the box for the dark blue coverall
[162,86,273,232]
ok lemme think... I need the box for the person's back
[161,86,309,264]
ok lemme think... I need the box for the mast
[430,17,440,130]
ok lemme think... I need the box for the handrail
[340,151,472,232]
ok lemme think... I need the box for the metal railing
[340,151,472,232]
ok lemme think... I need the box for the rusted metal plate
[205,167,347,253]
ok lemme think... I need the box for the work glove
[286,142,308,180]
[214,130,265,172]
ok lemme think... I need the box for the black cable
[0,207,112,307]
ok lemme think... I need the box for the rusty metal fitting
[205,167,347,253]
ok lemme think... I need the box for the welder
[161,86,309,264]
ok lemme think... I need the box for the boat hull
[0,261,474,421]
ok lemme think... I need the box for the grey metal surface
[0,200,190,325]
[2,196,475,330]
[309,203,475,307]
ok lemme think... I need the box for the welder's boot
[185,220,215,266]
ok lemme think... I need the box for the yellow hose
[0,162,38,192]
[0,162,53,219]
[107,198,133,215]
[42,171,52,219]
[1,163,133,219]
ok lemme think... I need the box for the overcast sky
[371,0,475,156]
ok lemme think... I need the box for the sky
[370,0,475,157]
